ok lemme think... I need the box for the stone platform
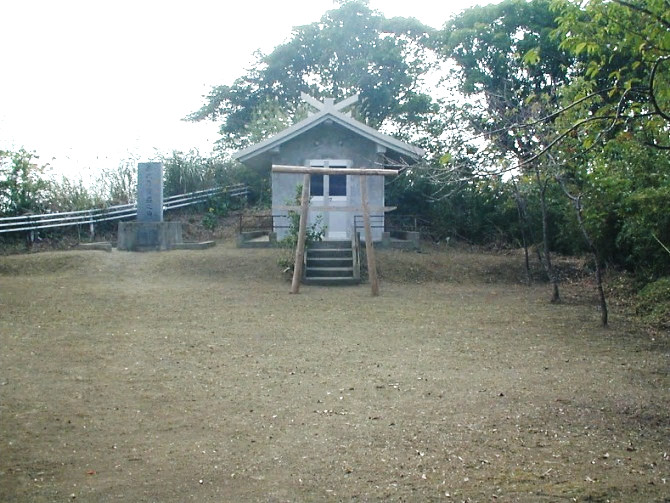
[117,221,183,251]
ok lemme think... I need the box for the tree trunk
[535,167,560,303]
[512,180,532,286]
[512,179,543,270]
[593,258,608,326]
[555,175,609,327]
[514,192,531,286]
[574,195,608,326]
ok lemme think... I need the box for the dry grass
[1,243,669,502]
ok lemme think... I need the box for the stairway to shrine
[303,240,360,286]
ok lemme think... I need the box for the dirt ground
[0,242,668,502]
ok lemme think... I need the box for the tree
[549,0,670,281]
[95,158,138,205]
[0,148,51,216]
[437,0,575,302]
[439,0,572,160]
[551,0,670,144]
[188,0,439,152]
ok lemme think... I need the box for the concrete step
[172,241,216,250]
[305,267,354,278]
[303,276,361,286]
[304,240,359,286]
[306,257,353,268]
[307,248,352,258]
[309,240,351,249]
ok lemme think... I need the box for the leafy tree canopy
[437,0,574,161]
[0,148,50,216]
[188,0,439,152]
[551,0,670,149]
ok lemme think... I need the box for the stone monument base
[117,221,183,251]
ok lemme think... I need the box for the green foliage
[552,0,670,143]
[46,176,105,212]
[162,150,214,196]
[606,137,670,278]
[282,211,326,250]
[432,0,669,291]
[279,185,326,250]
[635,277,670,328]
[0,148,51,216]
[160,150,267,206]
[220,161,270,207]
[96,159,137,205]
[206,196,229,217]
[277,184,326,271]
[553,124,670,278]
[438,0,573,159]
[188,0,438,152]
[202,208,218,230]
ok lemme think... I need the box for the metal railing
[238,213,429,237]
[0,184,248,236]
[238,213,291,233]
[384,214,431,233]
[353,214,385,231]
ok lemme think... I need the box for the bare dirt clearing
[1,244,669,502]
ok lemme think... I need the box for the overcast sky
[1,0,493,182]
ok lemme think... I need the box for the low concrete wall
[172,241,216,250]
[237,231,278,248]
[117,222,183,251]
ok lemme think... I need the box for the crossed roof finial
[300,92,359,113]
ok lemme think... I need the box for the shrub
[277,185,326,271]
[202,208,218,230]
[635,277,670,328]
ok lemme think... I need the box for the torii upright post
[360,175,379,296]
[291,174,311,294]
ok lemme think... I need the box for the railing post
[89,210,95,241]
[26,214,34,246]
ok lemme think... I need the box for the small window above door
[329,174,347,196]
[308,159,351,200]
[310,174,324,197]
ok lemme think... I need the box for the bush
[0,148,51,216]
[277,185,326,272]
[202,208,218,230]
[635,277,670,328]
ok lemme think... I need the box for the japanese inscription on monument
[137,162,163,222]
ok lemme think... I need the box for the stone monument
[137,161,163,223]
[117,162,183,251]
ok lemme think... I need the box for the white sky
[0,0,492,182]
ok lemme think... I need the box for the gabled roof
[233,95,425,165]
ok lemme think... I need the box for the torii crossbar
[271,164,398,296]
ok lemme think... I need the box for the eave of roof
[233,108,425,163]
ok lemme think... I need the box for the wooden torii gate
[271,165,398,296]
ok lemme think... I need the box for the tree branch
[612,0,670,31]
[652,233,670,256]
[649,55,670,122]
[645,141,670,150]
